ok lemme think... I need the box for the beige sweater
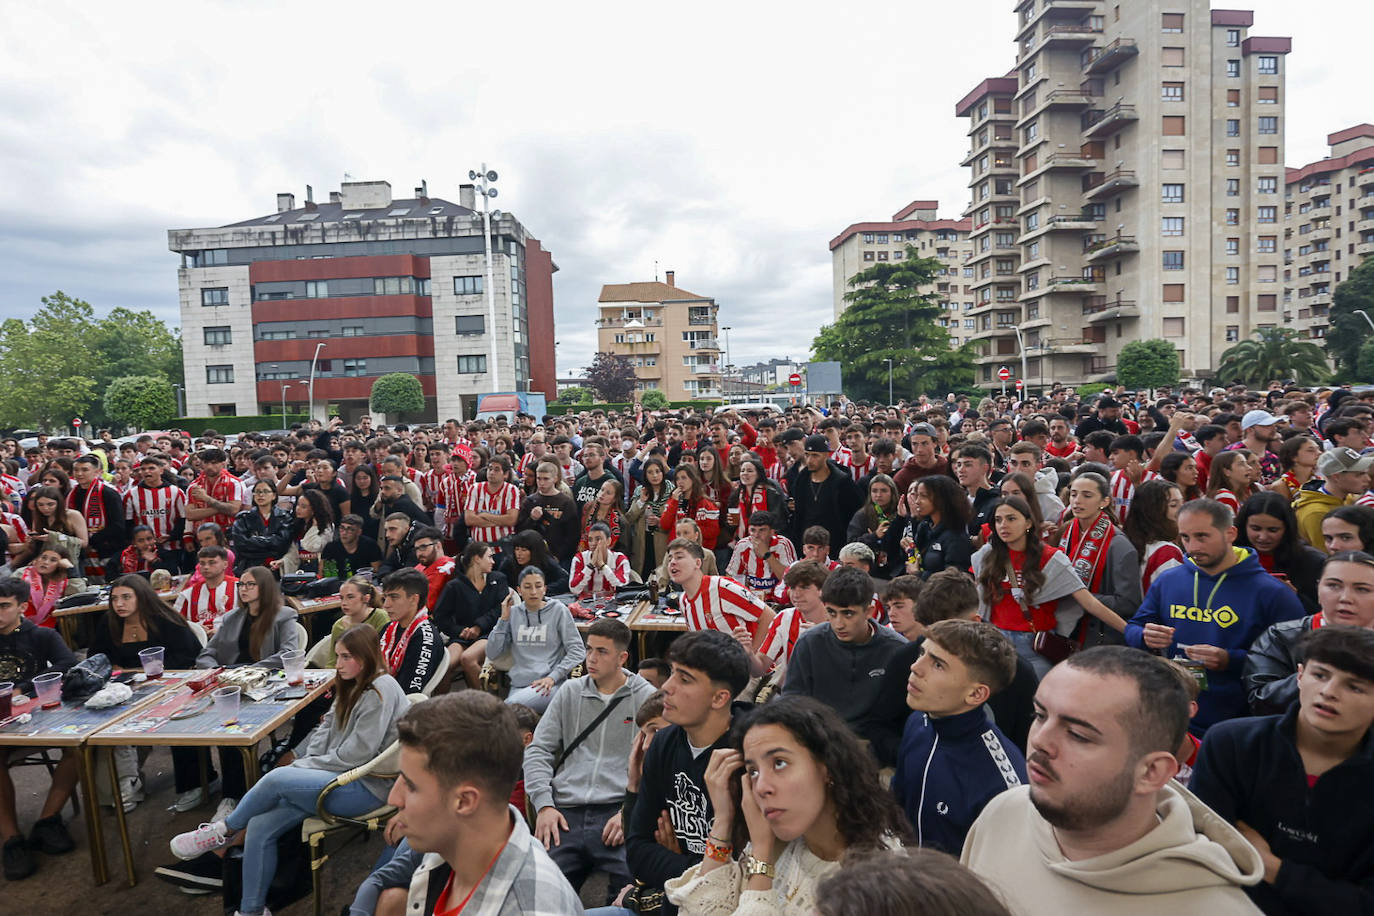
[665,840,836,916]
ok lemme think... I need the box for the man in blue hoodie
[892,618,1026,853]
[1126,498,1305,733]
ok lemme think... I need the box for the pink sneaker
[169,822,228,860]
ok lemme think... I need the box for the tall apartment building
[829,202,975,341]
[170,180,557,422]
[961,2,1289,391]
[1285,125,1374,343]
[596,272,722,401]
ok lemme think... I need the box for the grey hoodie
[523,671,658,811]
[292,673,410,800]
[486,598,586,689]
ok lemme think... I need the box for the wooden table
[627,600,687,658]
[87,669,336,886]
[0,670,198,885]
[291,596,342,617]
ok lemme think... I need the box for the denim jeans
[1003,628,1053,680]
[546,802,632,905]
[506,683,562,714]
[223,764,379,915]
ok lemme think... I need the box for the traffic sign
[72,417,83,428]
[1015,379,1024,391]
[788,373,802,387]
[997,367,1011,381]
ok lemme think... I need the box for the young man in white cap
[1294,448,1374,548]
[1222,409,1282,484]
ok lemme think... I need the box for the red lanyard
[434,832,509,916]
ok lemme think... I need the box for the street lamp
[308,343,327,424]
[1355,309,1374,333]
[721,326,732,401]
[884,358,893,405]
[469,164,501,396]
[1010,326,1030,398]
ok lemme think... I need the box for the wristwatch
[740,854,777,880]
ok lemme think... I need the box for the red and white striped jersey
[682,575,769,637]
[569,549,631,597]
[1357,490,1374,509]
[419,468,443,509]
[464,481,522,543]
[771,557,840,604]
[0,474,25,511]
[516,451,545,477]
[757,606,814,668]
[837,452,876,482]
[434,469,476,538]
[124,483,187,544]
[1141,540,1185,595]
[173,576,238,628]
[189,470,246,533]
[725,535,797,593]
[1109,469,1158,521]
[0,510,29,544]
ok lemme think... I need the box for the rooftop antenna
[654,260,659,281]
[343,171,353,181]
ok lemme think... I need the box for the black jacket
[229,507,295,573]
[1192,705,1374,914]
[789,460,862,559]
[72,483,128,559]
[0,618,75,693]
[377,495,431,527]
[495,554,569,595]
[431,571,510,642]
[910,518,974,578]
[515,493,580,566]
[1244,614,1318,717]
[90,615,201,670]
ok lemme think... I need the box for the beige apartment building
[829,202,975,342]
[960,2,1290,392]
[596,272,722,402]
[1285,125,1374,343]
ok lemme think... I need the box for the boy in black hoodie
[0,576,78,880]
[625,629,750,915]
[1192,626,1374,914]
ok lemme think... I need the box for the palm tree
[1214,327,1329,387]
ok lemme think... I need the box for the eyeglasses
[413,541,439,551]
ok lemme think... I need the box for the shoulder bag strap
[553,692,630,774]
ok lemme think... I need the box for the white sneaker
[169,822,228,860]
[119,776,145,814]
[232,909,271,916]
[212,797,237,824]
[171,787,205,813]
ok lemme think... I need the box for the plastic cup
[212,686,241,725]
[281,649,306,686]
[0,682,12,719]
[33,672,63,710]
[138,646,165,679]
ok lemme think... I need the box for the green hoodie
[1292,486,1351,549]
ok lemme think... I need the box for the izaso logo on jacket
[1167,604,1240,627]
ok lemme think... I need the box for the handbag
[1011,566,1078,664]
[624,879,667,915]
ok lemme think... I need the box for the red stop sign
[1016,379,1025,391]
[788,373,802,387]
[997,367,1011,381]
[72,417,83,428]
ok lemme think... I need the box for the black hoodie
[0,618,75,693]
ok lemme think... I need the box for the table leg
[79,745,107,886]
[59,616,76,650]
[241,746,257,791]
[103,747,138,887]
[199,747,210,802]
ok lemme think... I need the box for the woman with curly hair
[668,696,910,915]
[898,474,974,579]
[279,487,334,574]
[1122,479,1185,595]
[1269,434,1321,502]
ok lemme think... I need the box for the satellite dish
[486,170,498,182]
[468,170,479,180]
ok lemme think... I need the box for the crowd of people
[2,381,1374,914]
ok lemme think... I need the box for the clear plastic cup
[281,649,306,686]
[33,672,63,710]
[212,685,241,725]
[138,646,165,679]
[0,682,12,719]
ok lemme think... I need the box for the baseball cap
[779,428,805,444]
[1317,447,1374,477]
[451,443,473,466]
[1097,397,1120,409]
[908,423,938,440]
[1241,409,1280,431]
[803,434,832,453]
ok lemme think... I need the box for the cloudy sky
[0,0,1366,377]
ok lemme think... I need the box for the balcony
[1041,23,1102,48]
[1046,275,1102,292]
[1083,300,1140,323]
[1083,169,1139,200]
[1084,38,1139,75]
[689,338,720,351]
[687,314,715,326]
[597,315,663,328]
[687,389,723,400]
[1082,103,1138,138]
[1018,151,1095,184]
[1357,216,1374,235]
[1019,0,1099,35]
[1358,239,1374,258]
[1084,234,1140,261]
[1043,336,1102,355]
[1359,168,1374,189]
[688,364,720,374]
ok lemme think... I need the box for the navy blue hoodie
[891,705,1026,854]
[1126,547,1304,732]
[1191,704,1374,914]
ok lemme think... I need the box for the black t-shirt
[321,536,384,578]
[302,479,350,526]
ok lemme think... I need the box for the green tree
[812,248,974,401]
[1116,339,1180,392]
[585,352,637,403]
[0,292,98,429]
[369,373,425,416]
[103,375,177,431]
[556,386,594,406]
[86,308,184,428]
[1328,257,1374,372]
[1215,327,1329,387]
[1357,338,1374,382]
[639,389,668,410]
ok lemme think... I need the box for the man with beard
[961,647,1264,914]
[787,435,861,560]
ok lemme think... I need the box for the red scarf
[1059,512,1115,593]
[736,485,769,539]
[381,610,429,674]
[21,566,63,626]
[70,480,109,532]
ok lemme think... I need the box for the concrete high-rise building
[829,202,974,342]
[962,3,1290,391]
[170,179,557,422]
[596,272,722,402]
[1284,125,1374,344]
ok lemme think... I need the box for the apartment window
[1258,177,1277,195]
[1227,89,1240,107]
[1226,267,1240,285]
[876,251,889,261]
[1162,217,1184,236]
[1226,179,1240,197]
[1227,296,1240,313]
[863,251,875,261]
[341,325,364,337]
[1163,251,1185,271]
[1025,213,1039,231]
[1258,236,1277,252]
[1258,55,1279,74]
[372,276,416,295]
[1258,294,1278,311]
[456,355,488,374]
[1227,149,1240,166]
[1226,119,1240,137]
[1163,284,1186,303]
[1161,13,1184,31]
[342,359,366,377]
[1161,82,1184,101]
[306,329,328,339]
[1162,149,1185,169]
[1258,146,1278,164]
[201,287,229,306]
[1259,265,1278,282]
[1162,116,1186,136]
[1226,29,1241,47]
[1162,184,1185,203]
[1227,238,1240,255]
[1258,86,1278,104]
[1258,206,1278,223]
[1225,325,1240,341]
[206,365,234,384]
[1227,209,1241,225]
[454,276,484,295]
[1025,120,1038,143]
[1258,116,1278,135]
[203,326,231,346]
[893,250,904,260]
[259,329,293,340]
[304,281,328,298]
[1227,59,1241,78]
[455,315,485,335]
[1163,317,1185,337]
[1161,46,1185,66]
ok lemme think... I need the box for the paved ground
[4,746,609,915]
